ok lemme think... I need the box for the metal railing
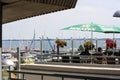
[7,70,120,80]
[38,54,120,64]
[60,55,120,64]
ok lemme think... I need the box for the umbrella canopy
[62,23,110,40]
[62,23,120,42]
[100,26,120,33]
[62,23,120,34]
[62,23,103,32]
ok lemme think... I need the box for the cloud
[78,6,97,13]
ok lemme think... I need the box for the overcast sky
[3,0,120,40]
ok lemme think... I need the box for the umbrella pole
[71,37,74,55]
[91,31,93,40]
[96,38,98,52]
[113,33,115,56]
[91,31,93,64]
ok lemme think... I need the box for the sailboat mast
[29,30,36,51]
[33,30,35,49]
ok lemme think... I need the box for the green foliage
[78,45,84,51]
[84,41,94,50]
[55,39,67,48]
[21,58,24,64]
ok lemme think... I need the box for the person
[96,47,103,55]
[80,47,90,55]
[95,47,103,61]
[95,47,107,64]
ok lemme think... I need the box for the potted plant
[106,38,116,49]
[84,41,94,50]
[55,39,67,55]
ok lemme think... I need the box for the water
[2,38,120,51]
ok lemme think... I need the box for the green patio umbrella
[97,26,120,39]
[62,23,105,63]
[62,23,105,50]
[63,23,103,32]
[101,26,120,56]
[101,26,120,33]
[62,23,105,39]
[62,23,120,39]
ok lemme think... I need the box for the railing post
[62,76,64,80]
[41,75,43,80]
[17,47,21,78]
[22,74,25,80]
[8,66,11,79]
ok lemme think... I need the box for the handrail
[7,70,120,80]
[35,54,120,64]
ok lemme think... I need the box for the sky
[2,0,120,40]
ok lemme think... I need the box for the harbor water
[2,38,120,51]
